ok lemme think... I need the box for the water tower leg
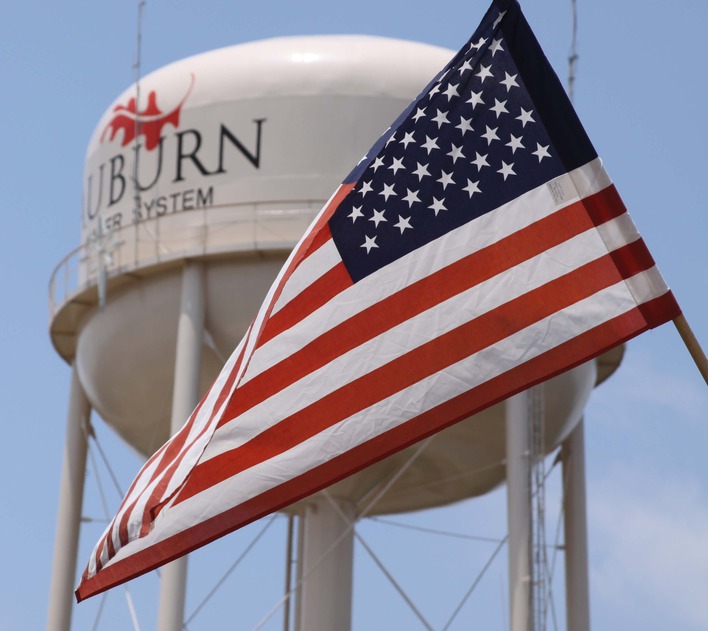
[293,512,305,631]
[47,362,91,631]
[298,495,356,631]
[156,261,206,631]
[506,390,531,631]
[561,419,591,631]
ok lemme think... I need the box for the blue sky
[1,1,706,630]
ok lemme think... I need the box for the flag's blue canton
[329,3,589,283]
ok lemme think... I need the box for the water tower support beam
[506,390,532,631]
[293,513,305,631]
[297,495,356,631]
[561,418,591,631]
[156,261,206,631]
[47,362,91,631]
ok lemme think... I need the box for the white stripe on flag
[624,265,671,305]
[271,238,342,315]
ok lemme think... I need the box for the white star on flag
[533,143,551,161]
[412,107,426,122]
[402,189,421,207]
[463,179,481,197]
[412,163,431,180]
[470,36,487,50]
[400,132,416,148]
[472,152,490,170]
[500,72,519,91]
[380,183,396,200]
[506,134,524,153]
[394,215,413,233]
[438,171,455,189]
[389,157,405,174]
[432,109,450,128]
[517,107,535,127]
[482,125,500,144]
[422,136,440,153]
[348,206,364,222]
[369,209,387,227]
[428,197,446,215]
[360,180,373,195]
[476,64,494,82]
[493,9,506,28]
[448,144,466,163]
[443,83,460,100]
[498,161,516,180]
[456,117,474,135]
[491,98,509,117]
[371,157,385,172]
[467,90,485,108]
[360,234,378,253]
[489,38,505,56]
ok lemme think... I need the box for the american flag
[77,0,680,600]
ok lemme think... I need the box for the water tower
[48,35,621,631]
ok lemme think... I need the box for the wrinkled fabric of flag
[77,0,680,600]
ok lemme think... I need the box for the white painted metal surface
[506,391,532,631]
[156,262,206,631]
[297,496,356,631]
[47,364,91,631]
[562,419,591,631]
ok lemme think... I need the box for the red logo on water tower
[101,74,195,151]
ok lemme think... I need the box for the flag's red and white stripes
[77,158,678,600]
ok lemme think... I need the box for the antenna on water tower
[131,0,145,275]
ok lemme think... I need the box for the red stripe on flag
[311,185,355,241]
[582,184,626,226]
[175,250,633,504]
[639,289,680,324]
[307,215,337,254]
[259,262,352,346]
[76,293,677,603]
[256,186,354,328]
[608,237,655,279]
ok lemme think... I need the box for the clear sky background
[1,0,706,630]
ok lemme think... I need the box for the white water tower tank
[49,34,621,518]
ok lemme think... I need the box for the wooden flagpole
[673,314,708,385]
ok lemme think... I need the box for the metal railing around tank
[48,202,321,320]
